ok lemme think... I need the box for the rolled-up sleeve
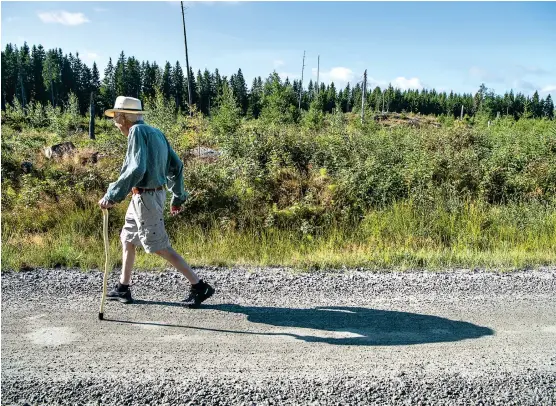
[103,128,147,203]
[167,146,189,207]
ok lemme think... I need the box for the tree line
[2,42,554,120]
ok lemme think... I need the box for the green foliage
[2,45,556,271]
[44,102,64,134]
[210,81,241,141]
[26,101,48,128]
[260,72,299,125]
[4,42,556,124]
[2,98,26,129]
[143,90,177,137]
[63,92,82,132]
[41,93,85,136]
[302,99,325,131]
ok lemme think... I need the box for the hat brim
[105,109,146,117]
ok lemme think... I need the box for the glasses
[112,113,124,123]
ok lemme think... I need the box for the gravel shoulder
[2,267,556,405]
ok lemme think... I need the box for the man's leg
[144,190,214,307]
[155,246,215,308]
[106,240,135,304]
[154,247,200,285]
[107,201,139,304]
[120,241,136,285]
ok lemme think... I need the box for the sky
[1,1,555,99]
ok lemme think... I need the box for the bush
[2,99,26,130]
[2,112,555,245]
[210,83,241,142]
[144,91,177,138]
[26,101,48,128]
[45,102,64,135]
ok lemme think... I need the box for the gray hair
[124,113,143,123]
[114,112,143,123]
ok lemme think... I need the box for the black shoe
[183,280,215,308]
[107,283,133,304]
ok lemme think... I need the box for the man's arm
[103,128,147,203]
[167,146,189,208]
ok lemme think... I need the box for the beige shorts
[120,190,170,253]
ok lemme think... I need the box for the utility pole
[298,51,305,111]
[361,69,367,124]
[316,55,320,95]
[346,82,350,112]
[89,92,95,140]
[17,55,26,110]
[50,78,55,107]
[181,1,193,115]
[461,104,464,120]
[18,73,26,110]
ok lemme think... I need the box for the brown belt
[131,186,165,195]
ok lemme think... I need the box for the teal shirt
[103,121,188,207]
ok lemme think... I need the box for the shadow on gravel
[207,305,494,346]
[108,301,494,346]
[131,299,186,307]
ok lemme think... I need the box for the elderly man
[98,96,214,308]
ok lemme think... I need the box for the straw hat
[104,96,145,117]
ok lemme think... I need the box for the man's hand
[170,205,183,216]
[98,197,115,210]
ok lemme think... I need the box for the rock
[21,161,33,173]
[408,118,421,127]
[185,146,221,163]
[43,142,76,159]
[187,146,221,159]
[77,151,100,165]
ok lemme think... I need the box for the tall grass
[1,105,555,271]
[2,195,555,271]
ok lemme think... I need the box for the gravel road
[2,267,556,405]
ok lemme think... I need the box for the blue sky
[2,1,555,98]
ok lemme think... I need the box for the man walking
[98,96,214,308]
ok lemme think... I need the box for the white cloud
[273,60,285,68]
[391,77,424,91]
[540,85,556,98]
[468,65,551,92]
[307,69,424,92]
[38,11,89,26]
[329,67,354,83]
[93,7,108,12]
[367,76,388,89]
[82,52,99,63]
[311,67,355,87]
[512,79,536,91]
[278,72,300,81]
